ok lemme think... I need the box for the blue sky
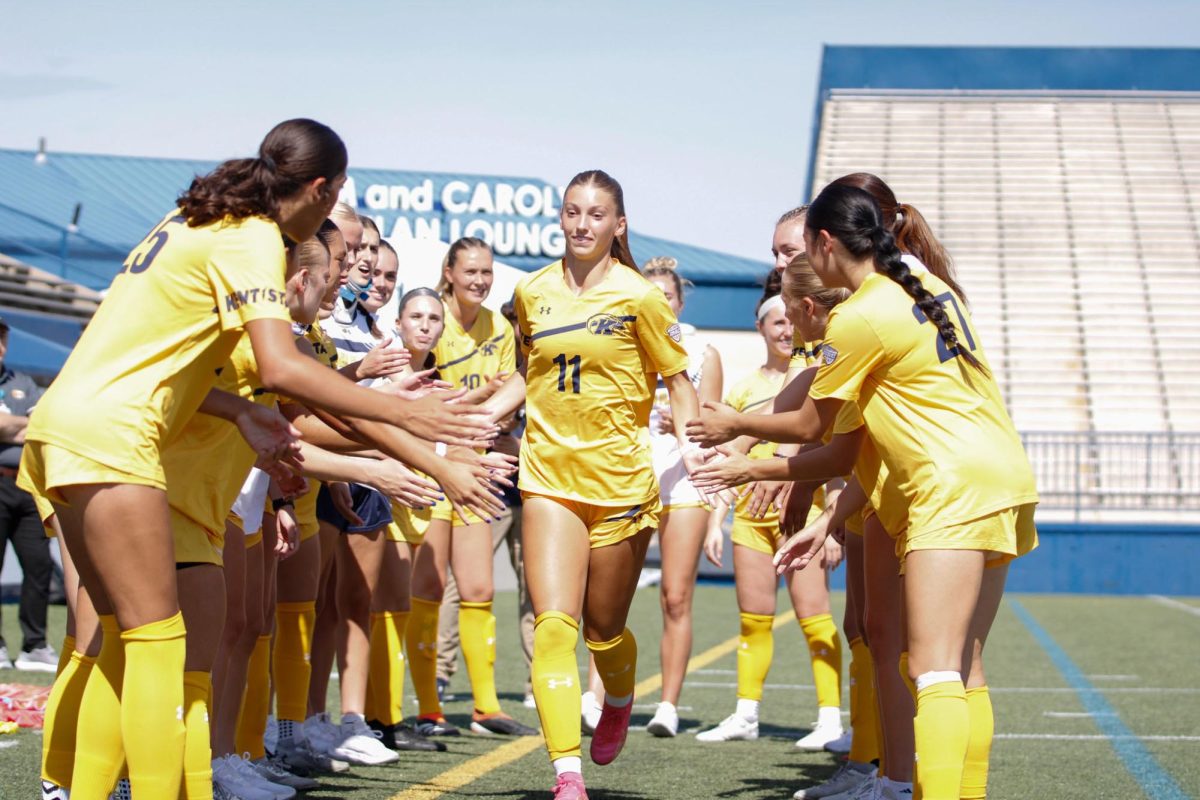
[3,1,1198,260]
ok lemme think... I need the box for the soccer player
[482,170,706,799]
[639,257,723,739]
[688,182,1038,800]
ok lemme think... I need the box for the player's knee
[533,611,578,659]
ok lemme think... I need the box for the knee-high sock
[71,615,125,798]
[408,597,443,719]
[961,686,993,799]
[799,613,842,709]
[237,635,272,759]
[120,611,187,799]
[365,612,382,722]
[736,612,774,702]
[913,673,969,800]
[42,648,94,788]
[182,671,213,800]
[899,651,917,703]
[459,601,501,716]
[847,637,880,764]
[273,602,314,723]
[531,611,581,762]
[56,634,76,676]
[585,628,637,703]
[370,611,409,726]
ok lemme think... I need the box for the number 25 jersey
[515,260,689,506]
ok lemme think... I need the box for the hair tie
[260,155,277,173]
[757,293,786,321]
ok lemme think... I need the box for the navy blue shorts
[316,483,393,534]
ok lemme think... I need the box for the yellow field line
[389,609,794,799]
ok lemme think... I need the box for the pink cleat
[553,771,589,799]
[589,697,633,765]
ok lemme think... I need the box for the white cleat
[581,691,602,734]
[41,780,69,800]
[301,712,342,756]
[264,714,279,755]
[795,707,845,751]
[695,712,759,742]
[645,701,679,738]
[824,728,853,754]
[793,763,875,799]
[213,755,288,800]
[330,716,400,766]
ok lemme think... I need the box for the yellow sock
[182,671,213,799]
[370,611,409,726]
[962,686,993,799]
[120,611,186,799]
[273,601,314,723]
[42,648,94,788]
[914,675,969,800]
[799,613,842,709]
[736,612,775,701]
[460,601,501,716]
[407,597,443,719]
[847,637,880,764]
[899,651,917,703]
[585,628,637,701]
[237,635,272,759]
[531,611,582,761]
[56,634,76,676]
[71,615,125,797]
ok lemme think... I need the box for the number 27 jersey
[515,260,689,506]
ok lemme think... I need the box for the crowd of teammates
[18,116,1036,800]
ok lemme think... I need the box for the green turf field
[2,586,1198,799]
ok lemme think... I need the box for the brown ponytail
[564,170,638,269]
[437,236,491,294]
[178,119,347,228]
[782,253,850,311]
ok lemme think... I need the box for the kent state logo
[587,313,627,336]
[480,341,498,356]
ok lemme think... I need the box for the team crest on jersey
[667,323,682,342]
[480,341,497,356]
[587,313,628,336]
[820,344,838,365]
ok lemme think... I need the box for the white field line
[1085,674,1140,681]
[997,733,1200,742]
[1149,594,1200,618]
[681,682,1200,694]
[1044,711,1117,718]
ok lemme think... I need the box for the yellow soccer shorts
[430,495,486,527]
[172,507,223,567]
[294,483,322,543]
[387,501,431,546]
[32,490,57,539]
[227,513,264,548]
[18,440,164,505]
[522,492,661,549]
[731,504,824,555]
[903,502,1038,568]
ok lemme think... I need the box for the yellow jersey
[162,335,275,534]
[725,368,786,525]
[434,306,516,393]
[809,270,1038,537]
[289,323,340,528]
[515,260,689,506]
[25,211,289,483]
[791,331,817,371]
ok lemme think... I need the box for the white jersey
[320,300,378,387]
[649,323,712,508]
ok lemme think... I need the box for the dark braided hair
[806,183,986,374]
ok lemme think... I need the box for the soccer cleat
[580,691,602,734]
[795,708,845,751]
[264,714,279,755]
[368,719,397,749]
[589,697,633,765]
[523,692,537,709]
[393,721,446,751]
[552,771,589,799]
[212,780,239,800]
[0,645,12,669]
[233,753,296,800]
[15,645,59,672]
[276,737,350,775]
[824,728,853,754]
[213,755,284,800]
[876,779,913,800]
[793,762,876,799]
[695,713,759,742]
[331,716,400,765]
[470,712,539,736]
[40,780,69,800]
[252,755,320,791]
[645,702,679,738]
[415,715,462,737]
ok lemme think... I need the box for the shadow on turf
[460,790,650,799]
[709,760,843,799]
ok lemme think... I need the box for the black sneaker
[415,716,462,737]
[368,719,397,750]
[393,722,446,752]
[470,713,539,736]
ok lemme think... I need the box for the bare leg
[656,507,709,706]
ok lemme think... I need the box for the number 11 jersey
[515,260,689,506]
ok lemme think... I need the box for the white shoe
[695,712,759,742]
[645,702,678,738]
[15,645,59,672]
[523,692,537,709]
[41,780,69,800]
[301,712,342,756]
[828,775,883,800]
[232,754,296,799]
[251,756,320,791]
[213,755,281,800]
[824,728,852,754]
[264,714,279,755]
[795,707,844,751]
[877,779,913,800]
[793,762,875,799]
[581,691,602,734]
[330,715,400,765]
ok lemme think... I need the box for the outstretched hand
[772,512,833,576]
[685,401,743,449]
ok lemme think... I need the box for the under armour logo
[540,306,552,315]
[546,677,574,690]
[176,705,184,721]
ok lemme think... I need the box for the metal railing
[1020,431,1200,517]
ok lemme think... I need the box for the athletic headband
[757,294,786,321]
